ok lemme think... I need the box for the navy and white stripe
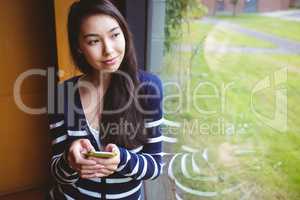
[48,70,163,200]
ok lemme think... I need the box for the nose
[103,39,113,56]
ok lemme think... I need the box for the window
[146,0,300,199]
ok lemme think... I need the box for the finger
[81,173,101,179]
[89,157,117,165]
[71,147,97,166]
[96,168,114,176]
[94,173,108,178]
[81,169,100,175]
[76,156,97,165]
[81,164,104,170]
[81,165,115,175]
[81,172,108,179]
[104,164,118,171]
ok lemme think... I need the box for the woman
[48,0,163,199]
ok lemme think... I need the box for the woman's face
[78,14,126,73]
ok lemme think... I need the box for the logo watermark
[13,67,288,133]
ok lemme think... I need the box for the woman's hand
[67,139,104,179]
[87,143,121,178]
[68,141,120,178]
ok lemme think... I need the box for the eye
[112,33,120,39]
[87,39,99,46]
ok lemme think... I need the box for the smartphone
[85,150,117,158]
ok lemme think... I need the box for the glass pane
[148,0,300,199]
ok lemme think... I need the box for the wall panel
[0,0,56,198]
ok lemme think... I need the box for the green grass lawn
[159,17,300,200]
[215,14,300,42]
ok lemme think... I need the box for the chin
[100,65,120,73]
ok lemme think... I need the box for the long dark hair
[68,0,147,149]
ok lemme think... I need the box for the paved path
[261,9,300,21]
[202,17,300,54]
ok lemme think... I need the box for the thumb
[80,139,95,153]
[105,143,117,152]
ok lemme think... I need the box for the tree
[164,0,206,51]
[230,0,239,16]
[212,0,217,16]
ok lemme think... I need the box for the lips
[101,56,119,65]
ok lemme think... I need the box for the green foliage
[164,0,207,52]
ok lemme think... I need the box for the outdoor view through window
[150,0,300,199]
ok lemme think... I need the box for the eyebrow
[83,26,120,38]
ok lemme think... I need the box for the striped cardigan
[48,70,163,200]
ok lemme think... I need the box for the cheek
[84,47,101,60]
[117,35,126,54]
[119,44,126,61]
